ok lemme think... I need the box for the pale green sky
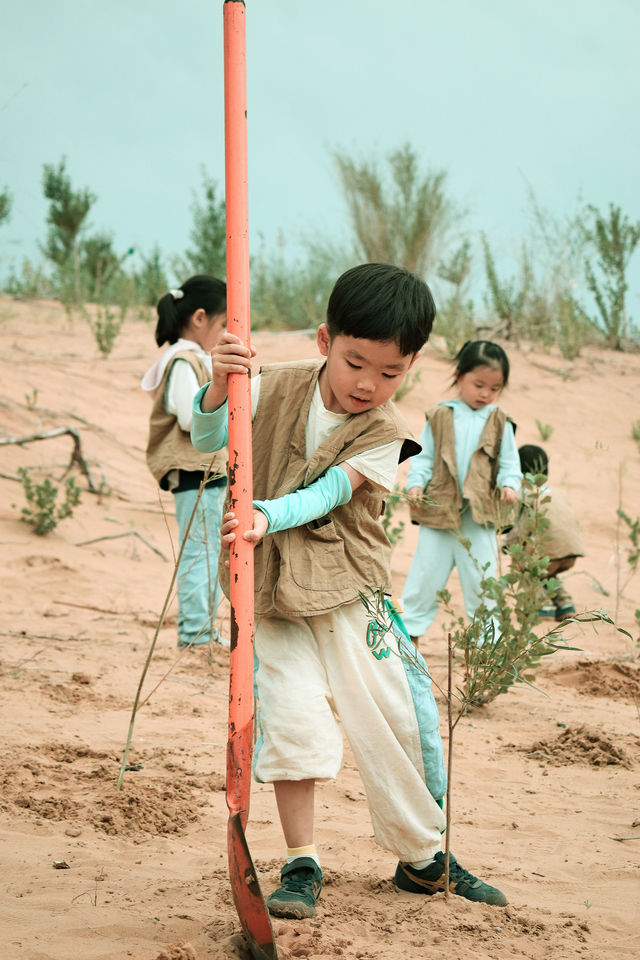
[2,0,639,306]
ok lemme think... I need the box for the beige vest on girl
[409,404,516,530]
[146,351,227,489]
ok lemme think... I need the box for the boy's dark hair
[155,274,226,346]
[518,444,549,477]
[325,262,436,356]
[453,340,510,386]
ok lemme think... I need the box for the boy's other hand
[221,508,269,563]
[406,486,423,503]
[201,332,256,412]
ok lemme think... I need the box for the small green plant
[617,509,640,574]
[382,485,407,546]
[616,507,640,626]
[631,420,640,453]
[555,293,591,361]
[5,258,53,300]
[24,388,39,410]
[85,305,123,356]
[535,419,554,442]
[435,241,476,357]
[17,467,81,535]
[433,295,476,358]
[393,368,422,402]
[438,473,605,705]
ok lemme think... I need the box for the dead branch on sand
[0,426,105,493]
[75,530,168,561]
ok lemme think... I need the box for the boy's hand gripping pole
[223,3,277,958]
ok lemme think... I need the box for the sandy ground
[1,296,639,960]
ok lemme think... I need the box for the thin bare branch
[75,530,168,561]
[0,426,103,493]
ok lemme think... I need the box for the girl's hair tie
[170,288,184,300]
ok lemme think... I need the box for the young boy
[191,263,508,918]
[506,444,585,620]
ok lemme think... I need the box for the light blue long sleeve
[255,465,353,534]
[190,384,228,452]
[495,420,522,492]
[190,383,353,534]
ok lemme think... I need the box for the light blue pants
[401,509,498,642]
[173,484,226,647]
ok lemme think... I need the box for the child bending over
[191,264,508,920]
[505,443,585,620]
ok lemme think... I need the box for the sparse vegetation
[580,202,640,350]
[41,157,96,308]
[1,146,638,358]
[435,240,477,355]
[24,388,38,410]
[84,304,124,357]
[358,578,618,900]
[381,485,408,546]
[333,143,462,276]
[616,507,640,593]
[250,236,336,330]
[0,187,12,226]
[393,368,421,402]
[535,419,554,442]
[17,467,81,536]
[178,168,226,278]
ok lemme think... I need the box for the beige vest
[146,351,227,489]
[409,404,516,530]
[220,359,420,617]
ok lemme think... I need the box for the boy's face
[316,325,416,415]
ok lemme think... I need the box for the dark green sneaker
[537,606,556,620]
[394,851,507,906]
[555,603,576,621]
[266,857,323,919]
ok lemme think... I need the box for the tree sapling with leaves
[504,445,585,622]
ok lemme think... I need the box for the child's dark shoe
[537,606,556,620]
[394,851,507,906]
[555,604,576,621]
[266,857,322,919]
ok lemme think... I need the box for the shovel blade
[228,812,277,960]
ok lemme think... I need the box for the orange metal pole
[224,4,277,957]
[224,0,253,827]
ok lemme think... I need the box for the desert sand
[1,296,639,960]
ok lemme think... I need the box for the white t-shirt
[251,373,402,492]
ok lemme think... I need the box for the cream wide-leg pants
[253,600,446,862]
